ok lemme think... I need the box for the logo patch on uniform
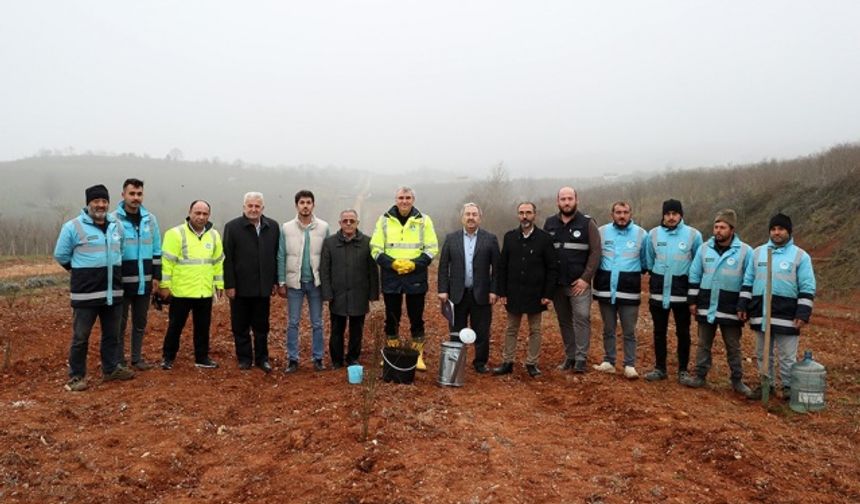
[657,241,667,247]
[205,243,213,249]
[727,258,736,266]
[626,241,635,248]
[679,242,687,250]
[573,230,581,238]
[780,261,790,270]
[112,233,120,241]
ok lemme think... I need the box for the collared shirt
[463,228,478,288]
[521,226,534,239]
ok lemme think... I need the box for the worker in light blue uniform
[682,209,754,398]
[112,178,162,370]
[54,184,135,392]
[740,213,816,400]
[592,201,648,379]
[643,199,702,383]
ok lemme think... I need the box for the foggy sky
[2,1,859,177]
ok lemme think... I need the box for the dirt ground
[1,258,858,503]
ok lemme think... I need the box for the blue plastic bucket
[347,364,364,384]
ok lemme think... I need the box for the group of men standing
[55,181,816,402]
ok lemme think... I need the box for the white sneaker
[593,361,616,374]
[624,366,639,379]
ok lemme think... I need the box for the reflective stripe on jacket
[687,234,752,326]
[53,208,124,307]
[593,222,647,305]
[645,221,703,309]
[160,221,224,298]
[112,202,162,296]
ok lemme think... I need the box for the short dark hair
[123,178,144,190]
[295,190,315,205]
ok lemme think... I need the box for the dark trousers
[694,322,744,382]
[120,293,151,365]
[69,304,122,378]
[649,302,691,372]
[451,289,492,367]
[330,313,366,366]
[230,296,271,365]
[383,292,425,339]
[162,297,213,363]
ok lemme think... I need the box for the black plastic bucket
[381,347,419,384]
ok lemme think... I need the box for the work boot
[382,336,400,367]
[677,370,691,384]
[732,380,754,399]
[526,364,542,377]
[64,376,88,392]
[104,366,136,382]
[644,369,668,382]
[492,362,514,375]
[411,339,426,372]
[681,374,706,388]
[557,358,574,371]
[573,360,587,374]
[749,385,775,400]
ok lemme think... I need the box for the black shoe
[238,361,252,370]
[782,387,792,401]
[256,361,272,373]
[284,360,299,374]
[195,357,218,369]
[681,374,706,388]
[556,358,574,371]
[331,362,344,370]
[313,359,325,371]
[474,364,489,374]
[573,360,587,374]
[346,360,360,367]
[161,359,174,370]
[526,364,542,377]
[492,362,514,375]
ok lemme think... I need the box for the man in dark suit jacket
[223,192,281,373]
[437,203,501,373]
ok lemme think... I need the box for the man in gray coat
[320,209,379,368]
[437,202,500,373]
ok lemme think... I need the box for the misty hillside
[1,144,858,294]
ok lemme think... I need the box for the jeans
[383,292,426,340]
[162,297,213,363]
[598,302,639,367]
[231,296,271,365]
[69,304,122,378]
[330,313,365,366]
[693,322,744,382]
[649,302,691,373]
[502,311,542,365]
[553,285,592,364]
[755,331,799,388]
[120,293,151,365]
[286,282,324,361]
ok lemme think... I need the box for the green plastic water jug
[789,350,826,413]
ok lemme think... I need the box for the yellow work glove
[391,258,415,275]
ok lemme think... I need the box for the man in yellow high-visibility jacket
[159,200,224,370]
[370,186,438,371]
